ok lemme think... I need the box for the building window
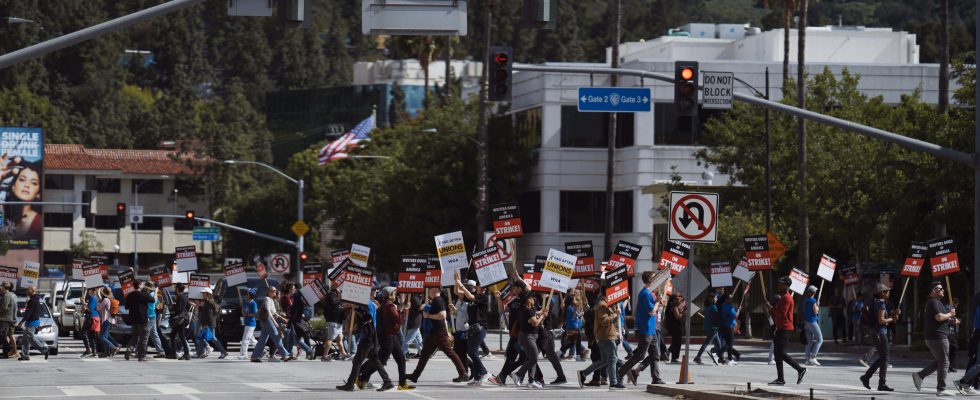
[519,191,541,233]
[86,177,120,193]
[133,216,163,230]
[132,179,164,194]
[559,106,634,148]
[559,191,633,233]
[43,213,73,228]
[44,175,74,190]
[174,217,196,231]
[654,103,724,145]
[91,215,119,229]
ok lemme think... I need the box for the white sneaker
[963,387,980,396]
[528,381,543,389]
[728,360,738,366]
[937,389,958,396]
[912,373,923,392]
[768,360,775,365]
[810,359,821,366]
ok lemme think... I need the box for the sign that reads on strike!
[604,265,630,306]
[119,268,136,296]
[188,274,210,300]
[398,255,427,293]
[709,261,733,288]
[928,237,960,277]
[72,258,86,281]
[609,240,642,277]
[424,255,441,288]
[225,262,248,287]
[303,263,323,287]
[577,278,600,293]
[564,240,596,278]
[341,266,374,306]
[902,242,928,277]
[523,258,546,292]
[82,263,104,288]
[842,266,860,286]
[491,202,523,239]
[175,245,198,273]
[473,246,508,287]
[149,264,172,287]
[300,279,328,306]
[540,248,578,292]
[788,268,809,295]
[744,235,772,271]
[331,249,350,266]
[0,266,17,288]
[328,259,349,288]
[658,240,691,276]
[816,254,838,282]
[732,258,755,283]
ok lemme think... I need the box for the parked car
[214,276,279,348]
[14,297,59,355]
[53,281,84,338]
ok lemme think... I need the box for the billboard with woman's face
[0,127,43,249]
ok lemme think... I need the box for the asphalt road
[0,336,969,399]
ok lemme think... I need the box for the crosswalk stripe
[57,386,106,396]
[244,383,307,392]
[146,384,201,395]
[79,357,110,362]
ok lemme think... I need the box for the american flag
[318,115,375,165]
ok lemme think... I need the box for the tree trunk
[782,0,794,84]
[939,0,949,114]
[474,1,493,245]
[444,36,452,105]
[797,0,810,275]
[604,0,621,257]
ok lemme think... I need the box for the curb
[646,384,812,400]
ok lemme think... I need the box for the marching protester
[450,283,471,377]
[96,287,118,358]
[250,286,291,362]
[170,283,191,360]
[694,293,721,365]
[16,286,49,361]
[560,295,586,361]
[238,288,258,359]
[124,281,155,362]
[406,286,469,383]
[849,293,866,347]
[766,276,806,386]
[802,285,823,366]
[197,288,227,359]
[913,281,958,396]
[664,293,684,363]
[576,291,623,390]
[617,271,663,386]
[357,286,413,390]
[338,292,394,392]
[859,283,898,392]
[719,293,741,365]
[286,284,314,360]
[456,277,491,385]
[537,291,567,385]
[147,284,167,357]
[489,280,544,386]
[80,288,99,358]
[322,283,351,361]
[402,293,423,359]
[0,283,17,359]
[948,298,961,373]
[509,294,548,388]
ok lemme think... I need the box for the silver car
[15,298,60,355]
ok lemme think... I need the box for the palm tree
[782,0,795,84]
[391,36,439,107]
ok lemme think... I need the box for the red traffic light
[299,252,309,262]
[680,67,694,81]
[116,203,126,212]
[185,210,195,220]
[493,52,509,65]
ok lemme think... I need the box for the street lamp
[223,160,304,285]
[422,128,488,241]
[133,175,170,270]
[4,17,34,24]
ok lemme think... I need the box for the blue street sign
[192,227,220,241]
[577,87,652,112]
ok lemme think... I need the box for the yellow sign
[291,220,310,237]
[767,230,787,266]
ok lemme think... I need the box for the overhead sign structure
[0,266,17,288]
[491,202,523,239]
[609,240,642,277]
[349,244,371,268]
[744,235,772,271]
[362,0,468,36]
[341,266,373,306]
[668,191,719,243]
[539,249,577,292]
[434,231,467,272]
[901,242,928,277]
[565,240,596,278]
[658,240,691,276]
[224,262,248,287]
[701,71,734,110]
[20,260,40,289]
[577,87,652,113]
[816,254,838,281]
[928,237,960,277]
[175,246,199,273]
[188,274,210,300]
[473,246,508,287]
[788,268,809,295]
[398,255,427,293]
[709,261,733,288]
[191,227,220,241]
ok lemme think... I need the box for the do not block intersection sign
[668,191,719,243]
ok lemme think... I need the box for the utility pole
[603,0,621,257]
[474,0,493,247]
[796,0,810,274]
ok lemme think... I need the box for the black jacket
[20,294,42,324]
[125,290,154,324]
[171,293,189,320]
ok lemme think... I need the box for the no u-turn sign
[668,191,719,243]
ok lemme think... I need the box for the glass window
[132,179,164,194]
[86,177,120,193]
[44,174,74,190]
[43,213,74,228]
[174,217,196,231]
[133,216,163,230]
[518,191,541,233]
[91,215,119,229]
[654,103,724,145]
[559,106,634,148]
[559,191,633,233]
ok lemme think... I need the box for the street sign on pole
[130,205,144,224]
[577,87,651,112]
[291,220,310,237]
[362,0,468,36]
[702,71,734,110]
[668,191,719,243]
[191,227,220,241]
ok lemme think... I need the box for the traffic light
[299,252,309,262]
[674,61,699,117]
[523,0,558,30]
[185,210,195,223]
[488,47,512,102]
[116,202,127,228]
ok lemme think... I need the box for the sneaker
[627,369,638,386]
[768,379,785,386]
[550,377,567,385]
[938,390,958,396]
[250,358,262,363]
[956,380,971,395]
[729,360,738,366]
[877,385,894,392]
[767,359,774,365]
[859,358,869,367]
[694,357,703,365]
[453,376,469,383]
[652,379,666,384]
[609,383,626,390]
[860,375,871,390]
[796,368,807,384]
[406,373,418,383]
[218,353,227,360]
[810,358,821,366]
[17,356,30,361]
[43,349,50,360]
[509,373,521,387]
[336,384,355,392]
[584,379,601,387]
[912,373,923,392]
[709,352,718,365]
[577,371,586,388]
[488,375,504,386]
[377,382,395,392]
[482,353,494,360]
[528,381,543,389]
[153,353,166,358]
[397,383,415,390]
[734,352,741,362]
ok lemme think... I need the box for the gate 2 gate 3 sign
[668,191,719,243]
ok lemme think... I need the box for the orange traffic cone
[676,355,694,384]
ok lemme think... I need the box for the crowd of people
[6,269,980,396]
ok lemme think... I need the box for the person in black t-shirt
[535,292,567,384]
[860,283,899,392]
[403,295,423,358]
[913,281,959,395]
[406,287,468,383]
[321,286,350,361]
[512,294,548,388]
[456,277,490,384]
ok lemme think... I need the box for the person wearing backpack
[96,287,118,358]
[859,283,899,392]
[170,283,191,360]
[287,285,314,360]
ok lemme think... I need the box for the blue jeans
[803,321,824,359]
[403,327,422,354]
[695,328,722,359]
[21,324,48,355]
[99,319,116,352]
[287,325,312,355]
[582,339,618,385]
[252,319,288,360]
[467,326,488,377]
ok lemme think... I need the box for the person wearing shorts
[322,285,349,361]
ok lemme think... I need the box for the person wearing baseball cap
[456,276,491,385]
[913,281,959,396]
[766,275,806,386]
[802,285,823,366]
[239,288,259,359]
[859,283,898,392]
